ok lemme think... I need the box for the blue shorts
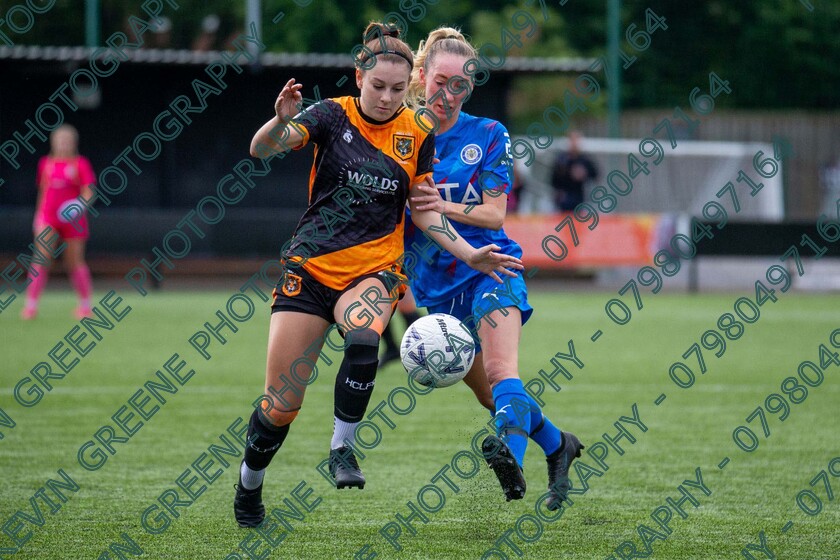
[426,272,533,353]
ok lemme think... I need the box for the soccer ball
[400,313,476,388]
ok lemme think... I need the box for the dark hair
[356,21,414,70]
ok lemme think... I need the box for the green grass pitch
[1,287,838,559]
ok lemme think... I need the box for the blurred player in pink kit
[21,125,97,320]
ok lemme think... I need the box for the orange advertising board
[503,213,663,268]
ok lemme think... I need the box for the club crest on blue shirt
[460,144,482,165]
[393,134,415,160]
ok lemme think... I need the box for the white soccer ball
[400,313,476,388]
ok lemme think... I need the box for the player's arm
[32,189,46,233]
[250,78,308,158]
[81,183,95,206]
[411,183,506,230]
[78,157,97,207]
[34,184,45,213]
[586,156,598,180]
[34,158,47,213]
[413,126,512,230]
[32,161,47,233]
[409,176,522,283]
[32,197,47,236]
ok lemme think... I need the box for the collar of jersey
[437,111,468,139]
[354,98,404,126]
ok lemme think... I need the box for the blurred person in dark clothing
[550,130,597,211]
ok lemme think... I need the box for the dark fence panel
[0,57,509,258]
[0,59,333,210]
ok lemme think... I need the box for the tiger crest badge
[393,134,415,160]
[281,272,302,297]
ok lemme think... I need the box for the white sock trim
[240,462,265,490]
[331,417,358,450]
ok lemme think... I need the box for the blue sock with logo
[525,394,563,456]
[491,378,532,467]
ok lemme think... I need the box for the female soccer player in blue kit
[405,27,583,509]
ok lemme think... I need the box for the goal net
[513,137,785,221]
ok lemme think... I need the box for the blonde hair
[355,21,414,72]
[407,26,477,109]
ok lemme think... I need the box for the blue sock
[525,394,563,456]
[492,378,532,467]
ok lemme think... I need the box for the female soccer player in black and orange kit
[233,22,524,528]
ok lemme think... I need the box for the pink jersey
[37,156,96,219]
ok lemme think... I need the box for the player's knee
[344,328,380,365]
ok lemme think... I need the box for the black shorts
[271,264,406,324]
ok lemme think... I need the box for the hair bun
[364,21,401,41]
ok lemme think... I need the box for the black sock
[334,328,380,422]
[243,408,290,470]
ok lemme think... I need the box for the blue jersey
[406,112,522,307]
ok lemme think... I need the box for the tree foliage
[1,0,837,108]
[559,0,840,109]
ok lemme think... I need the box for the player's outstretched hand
[410,180,446,213]
[468,244,524,283]
[275,79,304,123]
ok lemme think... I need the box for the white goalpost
[514,137,785,222]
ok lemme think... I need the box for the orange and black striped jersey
[284,96,434,291]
